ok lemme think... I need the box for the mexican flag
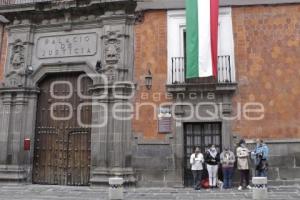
[185,0,219,78]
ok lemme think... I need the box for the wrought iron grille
[170,55,234,84]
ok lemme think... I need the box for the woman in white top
[190,147,204,190]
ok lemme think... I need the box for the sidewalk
[0,184,299,200]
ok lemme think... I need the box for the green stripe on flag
[186,0,198,78]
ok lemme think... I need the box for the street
[0,184,299,200]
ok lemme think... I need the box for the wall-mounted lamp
[25,65,34,75]
[24,65,34,88]
[145,69,152,90]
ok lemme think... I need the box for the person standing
[220,147,235,189]
[190,147,204,190]
[252,139,269,177]
[236,139,252,190]
[205,144,220,188]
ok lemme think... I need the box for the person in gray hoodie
[220,147,236,189]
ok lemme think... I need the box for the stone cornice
[5,13,135,33]
[0,0,136,25]
[0,87,40,95]
[135,0,300,11]
[0,0,135,11]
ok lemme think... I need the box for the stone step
[0,165,27,182]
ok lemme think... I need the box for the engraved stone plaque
[37,33,97,59]
[158,117,172,133]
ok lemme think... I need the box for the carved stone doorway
[32,72,92,185]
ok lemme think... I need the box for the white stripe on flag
[197,0,213,77]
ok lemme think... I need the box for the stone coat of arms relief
[4,39,26,87]
[103,31,122,83]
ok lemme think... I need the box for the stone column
[0,18,38,182]
[0,89,38,182]
[220,92,235,149]
[90,11,136,185]
[0,93,12,164]
[90,88,136,184]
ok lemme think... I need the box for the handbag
[201,178,210,189]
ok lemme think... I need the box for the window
[167,8,236,84]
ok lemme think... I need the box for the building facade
[0,0,137,185]
[0,0,299,187]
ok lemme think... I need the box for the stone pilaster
[0,16,38,182]
[90,11,136,185]
[0,88,38,182]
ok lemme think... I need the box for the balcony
[167,55,237,93]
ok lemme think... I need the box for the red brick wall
[0,24,7,81]
[232,5,300,139]
[133,10,169,140]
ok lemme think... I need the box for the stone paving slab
[0,184,299,200]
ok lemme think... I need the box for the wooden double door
[33,73,92,185]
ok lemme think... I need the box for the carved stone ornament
[10,39,25,70]
[4,39,26,87]
[134,11,145,24]
[106,66,116,84]
[9,75,21,87]
[104,31,121,65]
[5,71,23,87]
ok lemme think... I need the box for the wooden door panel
[66,128,91,185]
[33,73,92,185]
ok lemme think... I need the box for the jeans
[256,160,268,177]
[222,167,234,189]
[192,170,203,189]
[239,169,250,187]
[207,164,218,187]
[256,169,268,177]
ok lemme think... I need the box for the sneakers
[238,185,252,190]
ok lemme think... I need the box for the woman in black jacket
[205,144,220,188]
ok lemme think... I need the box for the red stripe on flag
[210,0,219,77]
